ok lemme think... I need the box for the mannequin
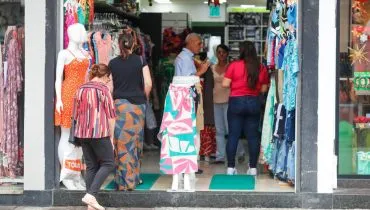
[55,23,89,190]
[158,76,200,192]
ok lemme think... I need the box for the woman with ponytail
[108,27,152,191]
[75,64,115,210]
[222,41,269,176]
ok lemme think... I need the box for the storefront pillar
[24,0,47,191]
[299,0,319,193]
[317,0,337,193]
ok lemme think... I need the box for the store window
[338,0,370,176]
[0,0,25,192]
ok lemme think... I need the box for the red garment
[199,125,216,156]
[74,81,116,139]
[224,60,269,97]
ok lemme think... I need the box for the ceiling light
[154,0,172,4]
[240,4,256,8]
[204,1,208,4]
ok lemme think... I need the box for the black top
[109,54,147,105]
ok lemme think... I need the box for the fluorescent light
[204,1,208,3]
[154,0,172,3]
[240,4,256,8]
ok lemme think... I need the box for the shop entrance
[54,0,298,194]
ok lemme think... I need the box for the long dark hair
[118,29,136,59]
[239,41,260,89]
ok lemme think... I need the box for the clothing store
[0,0,369,208]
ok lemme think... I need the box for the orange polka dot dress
[55,50,89,128]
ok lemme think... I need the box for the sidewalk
[0,208,358,210]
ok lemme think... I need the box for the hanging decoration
[348,44,370,65]
[208,0,223,7]
[352,1,368,24]
[360,33,368,43]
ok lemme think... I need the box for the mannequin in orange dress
[55,23,89,190]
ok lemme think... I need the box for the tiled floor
[122,148,294,192]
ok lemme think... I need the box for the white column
[317,0,337,193]
[24,0,46,191]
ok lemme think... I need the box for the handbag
[68,97,81,147]
[145,101,157,130]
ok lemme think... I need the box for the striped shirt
[74,81,116,139]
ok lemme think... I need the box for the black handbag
[68,97,81,147]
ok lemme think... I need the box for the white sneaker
[247,168,257,176]
[82,193,105,210]
[227,167,237,175]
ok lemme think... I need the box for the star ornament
[349,44,370,65]
[360,33,368,43]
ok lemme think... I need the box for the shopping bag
[60,144,83,181]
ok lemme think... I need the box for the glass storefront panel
[338,0,370,176]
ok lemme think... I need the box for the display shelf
[226,12,268,61]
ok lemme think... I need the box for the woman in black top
[108,28,152,191]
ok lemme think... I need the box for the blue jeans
[226,96,261,168]
[214,103,245,161]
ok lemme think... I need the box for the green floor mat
[104,173,160,191]
[209,174,255,190]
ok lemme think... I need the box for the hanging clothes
[158,84,199,175]
[1,28,23,178]
[0,44,3,153]
[94,31,112,65]
[260,77,276,164]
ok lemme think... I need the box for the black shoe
[195,169,203,174]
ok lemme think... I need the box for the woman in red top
[222,41,269,176]
[75,64,116,210]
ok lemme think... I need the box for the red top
[74,81,116,139]
[224,60,269,97]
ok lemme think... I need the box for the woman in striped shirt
[75,64,116,210]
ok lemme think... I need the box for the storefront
[0,0,369,208]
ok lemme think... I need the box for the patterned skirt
[114,99,146,191]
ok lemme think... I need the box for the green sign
[354,72,370,91]
[228,7,270,13]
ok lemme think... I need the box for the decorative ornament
[349,44,370,65]
[360,33,368,43]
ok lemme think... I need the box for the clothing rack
[94,1,139,27]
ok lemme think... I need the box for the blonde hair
[88,64,111,80]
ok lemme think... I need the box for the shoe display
[82,193,105,210]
